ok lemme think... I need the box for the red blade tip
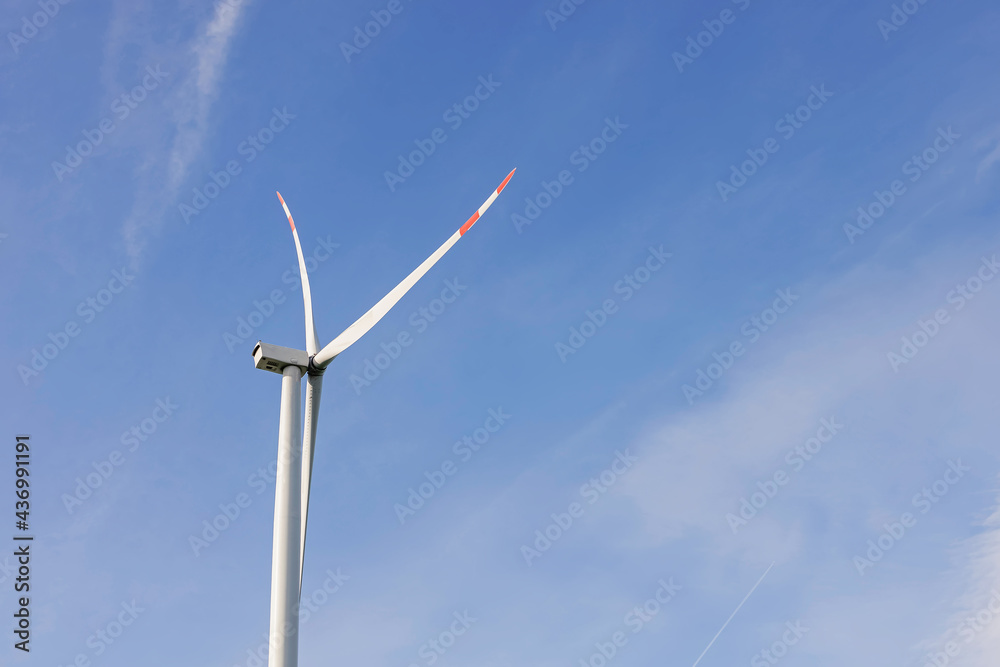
[498,168,516,193]
[276,191,295,230]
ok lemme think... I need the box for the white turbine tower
[250,168,516,667]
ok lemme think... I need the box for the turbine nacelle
[252,341,310,375]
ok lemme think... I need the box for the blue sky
[3,0,1000,665]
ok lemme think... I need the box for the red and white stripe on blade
[312,168,515,368]
[277,192,321,356]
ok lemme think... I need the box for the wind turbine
[250,168,516,667]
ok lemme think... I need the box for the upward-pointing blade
[277,192,320,356]
[312,168,515,368]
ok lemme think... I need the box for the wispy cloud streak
[111,0,251,267]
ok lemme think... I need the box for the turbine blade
[298,373,322,597]
[277,192,321,356]
[313,168,515,368]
